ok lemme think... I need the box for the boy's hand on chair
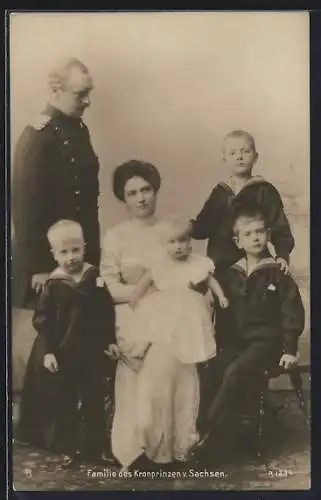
[218,295,229,309]
[279,353,298,370]
[44,353,59,372]
[276,257,290,275]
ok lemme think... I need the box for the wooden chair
[249,364,310,461]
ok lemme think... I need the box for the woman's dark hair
[112,160,161,201]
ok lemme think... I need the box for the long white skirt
[111,341,199,467]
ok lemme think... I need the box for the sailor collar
[231,256,279,277]
[218,175,267,195]
[49,263,93,284]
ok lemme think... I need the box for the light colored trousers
[12,308,37,393]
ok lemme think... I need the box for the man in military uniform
[12,58,118,466]
[12,58,100,311]
[12,59,102,395]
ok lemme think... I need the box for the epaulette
[29,114,52,131]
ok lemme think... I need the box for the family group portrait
[10,11,310,491]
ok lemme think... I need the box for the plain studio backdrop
[10,11,310,368]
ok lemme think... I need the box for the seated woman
[101,160,201,470]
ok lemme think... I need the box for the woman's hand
[129,295,139,309]
[121,266,147,284]
[218,295,229,309]
[129,270,153,308]
[43,353,59,372]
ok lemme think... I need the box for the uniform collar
[232,255,278,276]
[218,175,267,195]
[44,104,84,127]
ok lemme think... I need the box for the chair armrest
[265,364,310,379]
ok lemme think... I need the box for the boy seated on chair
[191,203,305,465]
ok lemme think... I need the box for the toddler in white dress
[124,217,229,364]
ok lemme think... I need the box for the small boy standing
[192,130,294,272]
[191,205,305,463]
[16,220,118,468]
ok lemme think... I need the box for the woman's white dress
[101,219,200,466]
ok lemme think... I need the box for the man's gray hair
[48,57,89,89]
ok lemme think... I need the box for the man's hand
[104,344,120,360]
[43,353,59,372]
[31,273,49,294]
[276,258,290,275]
[279,353,298,370]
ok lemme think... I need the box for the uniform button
[63,140,69,145]
[74,175,78,181]
[70,157,75,163]
[76,207,80,212]
[75,191,80,195]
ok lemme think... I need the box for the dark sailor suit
[15,265,116,457]
[192,176,295,269]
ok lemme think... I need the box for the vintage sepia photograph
[10,11,310,491]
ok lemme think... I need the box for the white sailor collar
[231,256,279,276]
[219,175,267,195]
[49,262,93,282]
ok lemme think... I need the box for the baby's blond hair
[161,216,193,242]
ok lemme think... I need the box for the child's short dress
[129,253,217,364]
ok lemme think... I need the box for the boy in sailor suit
[192,204,305,464]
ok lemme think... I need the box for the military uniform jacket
[215,257,305,356]
[12,105,100,308]
[192,176,295,268]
